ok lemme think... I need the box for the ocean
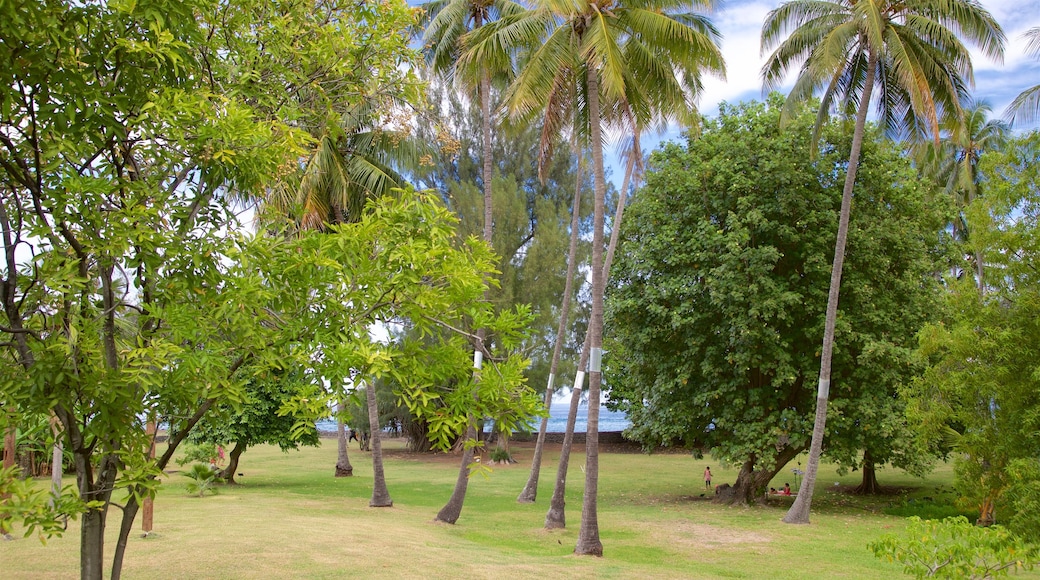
[316,402,631,434]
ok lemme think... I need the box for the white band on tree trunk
[473,350,483,370]
[547,373,555,391]
[574,370,585,392]
[589,347,603,373]
[817,378,829,399]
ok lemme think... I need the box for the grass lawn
[2,438,1032,579]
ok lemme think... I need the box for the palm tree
[421,0,523,525]
[761,0,1004,524]
[1005,27,1040,126]
[917,97,1008,291]
[264,100,422,231]
[464,0,723,553]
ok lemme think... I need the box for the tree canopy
[605,95,947,503]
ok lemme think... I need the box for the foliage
[175,444,220,467]
[0,0,427,576]
[606,96,946,493]
[909,131,1040,534]
[188,372,321,462]
[183,464,221,498]
[271,189,541,453]
[869,516,1038,579]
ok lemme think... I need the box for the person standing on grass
[704,466,712,491]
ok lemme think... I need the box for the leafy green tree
[870,516,1038,579]
[1006,27,1040,126]
[187,373,321,485]
[0,0,424,577]
[606,96,945,505]
[760,0,1005,524]
[909,131,1040,533]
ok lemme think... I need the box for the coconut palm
[917,97,1008,291]
[420,0,524,525]
[463,0,723,553]
[264,100,423,230]
[1005,27,1040,126]
[761,0,1005,524]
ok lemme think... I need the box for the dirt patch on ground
[635,520,773,548]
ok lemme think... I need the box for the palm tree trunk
[546,137,637,528]
[367,382,392,507]
[784,49,878,525]
[335,400,353,477]
[439,59,495,523]
[575,66,605,557]
[518,157,584,504]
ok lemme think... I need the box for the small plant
[184,464,220,497]
[489,447,511,463]
[869,516,1038,579]
[176,443,218,467]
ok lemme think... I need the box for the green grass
[2,440,1035,579]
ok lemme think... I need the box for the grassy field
[1,438,1031,579]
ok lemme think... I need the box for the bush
[869,516,1038,579]
[176,443,218,467]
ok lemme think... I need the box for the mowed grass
[3,439,1035,579]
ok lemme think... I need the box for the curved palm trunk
[439,60,495,523]
[546,135,637,528]
[367,382,393,507]
[575,66,606,557]
[518,158,584,504]
[335,400,354,477]
[784,50,878,525]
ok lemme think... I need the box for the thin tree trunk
[335,400,353,477]
[141,417,156,534]
[367,382,392,507]
[575,66,605,557]
[110,494,140,580]
[438,57,495,523]
[784,50,878,525]
[518,157,584,504]
[219,441,246,485]
[546,133,638,528]
[1,420,14,538]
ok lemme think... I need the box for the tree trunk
[219,441,246,485]
[784,50,878,525]
[519,156,584,503]
[367,382,392,507]
[1,420,15,537]
[110,493,140,580]
[81,506,107,580]
[141,418,156,534]
[335,400,353,477]
[719,445,805,505]
[851,449,880,494]
[545,132,638,527]
[575,65,605,558]
[436,424,476,523]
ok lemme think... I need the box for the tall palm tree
[917,97,1008,291]
[421,0,523,525]
[761,0,1004,524]
[1006,27,1040,126]
[464,0,723,554]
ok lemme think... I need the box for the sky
[634,0,1040,153]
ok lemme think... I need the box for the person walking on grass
[704,466,713,491]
